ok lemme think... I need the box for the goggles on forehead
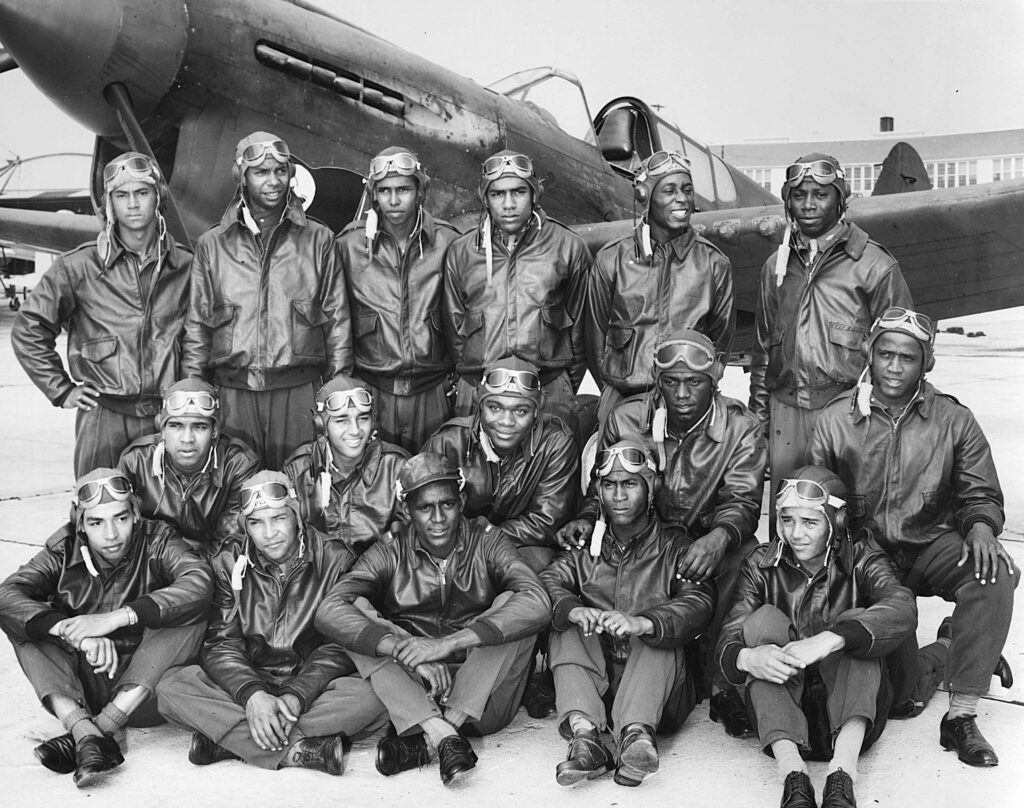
[481,153,534,182]
[164,390,218,418]
[875,307,935,343]
[75,474,134,509]
[368,152,420,180]
[317,388,374,414]
[240,481,296,515]
[595,446,656,476]
[103,156,159,188]
[784,160,845,187]
[639,150,692,180]
[653,339,716,372]
[776,479,846,510]
[481,368,542,395]
[237,139,291,169]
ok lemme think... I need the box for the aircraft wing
[0,207,99,253]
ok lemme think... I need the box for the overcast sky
[2,0,1022,162]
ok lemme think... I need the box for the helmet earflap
[312,407,327,436]
[646,474,662,511]
[834,504,847,535]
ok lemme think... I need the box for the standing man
[586,151,734,421]
[315,453,551,786]
[182,132,352,469]
[12,152,191,475]
[443,149,589,431]
[338,147,459,452]
[810,308,1016,768]
[750,153,911,523]
[117,379,260,554]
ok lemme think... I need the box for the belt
[361,369,450,396]
[214,364,321,391]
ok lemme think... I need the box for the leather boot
[555,726,613,786]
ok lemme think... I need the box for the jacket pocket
[354,309,387,367]
[601,324,638,383]
[539,305,573,363]
[292,300,329,358]
[426,310,447,361]
[825,322,869,382]
[457,309,485,366]
[79,337,120,390]
[209,302,237,361]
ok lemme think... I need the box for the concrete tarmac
[0,302,1021,807]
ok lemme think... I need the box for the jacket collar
[645,390,727,443]
[101,228,185,272]
[852,379,933,424]
[760,530,856,576]
[406,516,470,569]
[603,515,662,561]
[634,221,696,260]
[218,191,307,234]
[471,414,543,463]
[477,207,546,252]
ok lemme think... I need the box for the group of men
[2,132,1015,806]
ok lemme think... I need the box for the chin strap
[151,441,165,482]
[589,518,607,558]
[483,216,494,286]
[774,223,792,287]
[855,366,873,417]
[81,545,100,578]
[640,222,653,262]
[365,208,379,255]
[240,198,261,237]
[651,406,668,471]
[479,429,500,463]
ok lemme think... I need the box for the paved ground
[0,301,1021,807]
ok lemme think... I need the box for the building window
[992,156,1024,181]
[742,168,773,193]
[846,163,879,194]
[928,160,978,188]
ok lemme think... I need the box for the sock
[947,691,980,718]
[771,739,806,778]
[420,717,458,750]
[95,703,130,736]
[62,707,101,743]
[828,717,868,780]
[567,711,597,734]
[444,708,469,729]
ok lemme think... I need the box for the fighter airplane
[0,0,1022,352]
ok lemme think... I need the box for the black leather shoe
[285,733,347,776]
[188,731,241,766]
[821,768,856,808]
[73,734,124,788]
[437,734,477,786]
[939,714,999,766]
[34,732,76,774]
[375,729,430,776]
[613,723,658,787]
[555,727,613,786]
[780,770,817,808]
[521,669,557,718]
[710,689,755,738]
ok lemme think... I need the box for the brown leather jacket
[749,222,911,421]
[716,532,917,688]
[809,383,1004,555]
[443,209,589,389]
[12,236,191,415]
[283,437,409,555]
[541,517,715,663]
[586,226,734,395]
[338,211,458,392]
[0,518,213,647]
[422,414,578,550]
[315,517,550,656]
[579,393,765,549]
[117,433,261,553]
[202,527,357,711]
[182,195,352,390]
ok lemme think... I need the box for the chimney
[880,116,894,133]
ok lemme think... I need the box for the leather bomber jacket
[809,383,1004,554]
[118,433,261,553]
[716,532,918,688]
[0,518,213,648]
[283,437,409,555]
[580,392,765,549]
[443,209,590,389]
[11,237,191,413]
[749,222,911,420]
[422,414,579,549]
[338,211,458,384]
[541,517,716,664]
[586,226,734,394]
[315,516,551,657]
[181,195,353,389]
[202,527,358,711]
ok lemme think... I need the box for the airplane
[1,0,1022,355]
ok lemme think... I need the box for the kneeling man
[315,453,551,786]
[158,471,387,774]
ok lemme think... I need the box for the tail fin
[872,141,932,196]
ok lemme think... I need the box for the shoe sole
[74,761,121,789]
[939,738,999,767]
[441,761,476,787]
[619,740,659,774]
[613,764,646,787]
[555,762,613,786]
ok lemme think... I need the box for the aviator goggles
[481,153,534,181]
[481,368,542,396]
[75,474,134,509]
[874,307,935,344]
[103,156,160,189]
[653,339,716,373]
[240,481,296,515]
[317,388,374,414]
[164,391,218,418]
[368,152,420,180]
[595,446,657,476]
[639,150,692,181]
[776,479,846,510]
[784,159,845,187]
[237,139,291,170]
